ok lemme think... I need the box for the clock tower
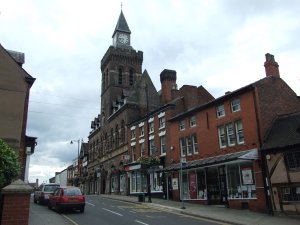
[112,10,132,49]
[100,10,143,122]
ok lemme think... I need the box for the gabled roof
[112,10,131,37]
[0,44,35,86]
[262,111,300,151]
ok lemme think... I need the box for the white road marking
[86,202,95,206]
[135,220,149,225]
[102,207,123,216]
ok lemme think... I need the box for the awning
[163,149,258,172]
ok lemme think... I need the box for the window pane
[235,121,244,144]
[231,99,241,112]
[180,138,186,156]
[226,123,235,146]
[218,126,226,148]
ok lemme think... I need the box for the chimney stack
[264,53,280,78]
[160,69,177,103]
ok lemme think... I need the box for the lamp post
[70,139,80,187]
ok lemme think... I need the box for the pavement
[29,194,300,225]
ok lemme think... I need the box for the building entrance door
[207,167,221,204]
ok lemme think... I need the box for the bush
[0,139,20,189]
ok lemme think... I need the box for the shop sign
[172,178,178,190]
[242,168,253,184]
[124,164,141,171]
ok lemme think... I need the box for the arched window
[115,125,119,147]
[106,69,108,88]
[102,72,105,92]
[118,68,123,84]
[121,120,125,143]
[129,69,134,85]
[111,128,115,149]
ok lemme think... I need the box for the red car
[48,186,85,213]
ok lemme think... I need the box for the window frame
[179,120,185,131]
[231,99,241,112]
[216,104,225,118]
[190,116,196,127]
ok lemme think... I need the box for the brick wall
[1,194,30,225]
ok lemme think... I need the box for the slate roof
[112,10,131,37]
[262,111,300,150]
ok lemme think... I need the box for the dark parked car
[34,183,60,204]
[48,186,85,213]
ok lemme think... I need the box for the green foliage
[137,155,160,166]
[0,139,20,189]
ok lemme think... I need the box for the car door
[51,188,61,206]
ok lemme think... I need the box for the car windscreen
[63,188,82,196]
[44,185,60,192]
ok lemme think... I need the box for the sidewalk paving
[100,194,300,225]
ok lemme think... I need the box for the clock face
[118,33,129,44]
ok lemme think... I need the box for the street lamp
[70,139,80,187]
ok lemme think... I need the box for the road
[58,196,228,225]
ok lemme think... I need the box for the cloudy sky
[1,0,299,183]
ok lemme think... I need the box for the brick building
[86,10,161,195]
[161,54,300,213]
[0,44,37,182]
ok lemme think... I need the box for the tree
[0,139,20,189]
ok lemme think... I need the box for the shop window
[120,174,125,192]
[231,99,241,112]
[285,151,300,170]
[190,116,196,127]
[226,162,256,199]
[282,187,300,201]
[216,104,225,118]
[131,172,136,192]
[111,176,117,193]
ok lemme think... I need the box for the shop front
[124,163,163,196]
[165,149,266,211]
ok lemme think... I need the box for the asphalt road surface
[58,196,229,225]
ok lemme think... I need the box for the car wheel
[56,205,62,214]
[48,202,52,210]
[80,206,85,213]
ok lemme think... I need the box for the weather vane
[121,2,123,10]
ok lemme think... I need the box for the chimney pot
[264,53,280,78]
